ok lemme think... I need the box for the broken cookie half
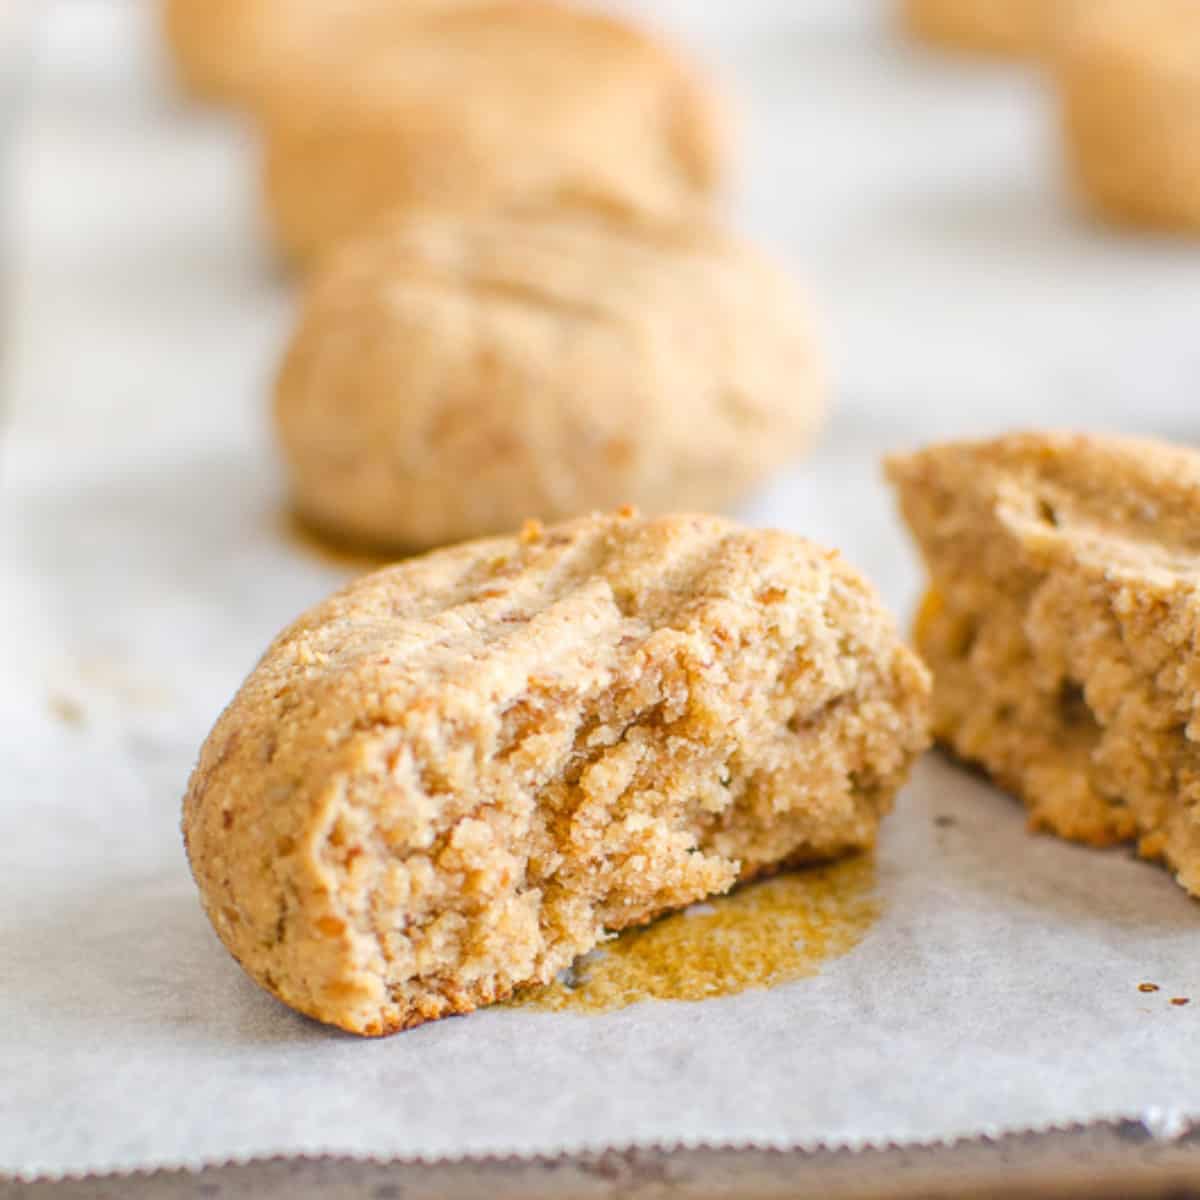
[888,431,1200,898]
[183,509,930,1034]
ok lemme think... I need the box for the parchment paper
[3,0,1200,1180]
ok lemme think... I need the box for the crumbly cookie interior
[185,513,929,1033]
[890,435,1200,897]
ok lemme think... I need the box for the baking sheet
[4,0,1200,1180]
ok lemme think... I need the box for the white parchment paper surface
[3,0,1200,1179]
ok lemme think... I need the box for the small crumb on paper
[47,694,86,727]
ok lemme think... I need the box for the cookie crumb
[1138,983,1160,993]
[47,694,85,727]
[519,518,545,545]
[1171,997,1191,1007]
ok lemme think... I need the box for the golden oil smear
[515,855,879,1014]
[279,508,397,574]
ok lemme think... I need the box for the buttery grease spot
[515,855,879,1014]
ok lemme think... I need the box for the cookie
[161,0,483,107]
[1054,0,1200,232]
[258,2,727,265]
[901,0,1050,56]
[888,431,1200,897]
[183,509,931,1034]
[273,211,825,552]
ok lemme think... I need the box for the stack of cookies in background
[162,0,1200,559]
[903,0,1200,233]
[162,0,828,554]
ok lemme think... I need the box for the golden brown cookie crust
[274,212,824,552]
[888,431,1200,898]
[901,0,1051,56]
[161,0,490,107]
[183,510,930,1035]
[258,2,728,265]
[1054,0,1200,232]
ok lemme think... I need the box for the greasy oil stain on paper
[516,855,880,1014]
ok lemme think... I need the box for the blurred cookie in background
[274,212,824,553]
[161,0,497,107]
[258,2,729,266]
[1054,0,1200,232]
[901,0,1050,57]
